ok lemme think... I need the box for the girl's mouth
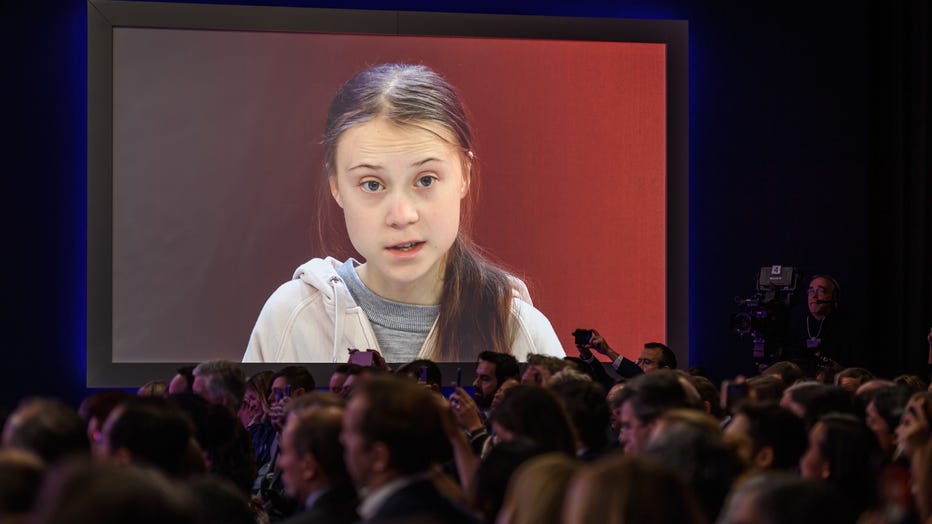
[388,241,424,252]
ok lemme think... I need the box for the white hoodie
[242,257,565,363]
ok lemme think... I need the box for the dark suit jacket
[281,483,359,524]
[365,478,480,524]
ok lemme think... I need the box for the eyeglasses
[806,287,831,297]
[636,358,656,367]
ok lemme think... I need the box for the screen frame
[87,0,688,386]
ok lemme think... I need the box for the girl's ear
[459,157,471,198]
[329,176,344,208]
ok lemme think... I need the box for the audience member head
[616,370,694,455]
[2,398,88,465]
[800,413,882,514]
[395,359,442,392]
[192,360,247,412]
[724,402,807,472]
[33,461,196,524]
[834,367,873,392]
[0,448,45,520]
[645,417,745,522]
[330,363,362,398]
[745,375,785,404]
[489,384,576,455]
[340,376,448,491]
[520,354,567,386]
[98,396,194,478]
[239,369,274,428]
[470,438,545,522]
[498,453,580,524]
[760,360,803,386]
[637,342,677,373]
[895,391,932,458]
[718,473,853,524]
[806,274,838,320]
[278,405,349,502]
[171,393,256,493]
[864,385,912,458]
[689,375,726,420]
[474,350,520,409]
[186,476,257,524]
[781,383,855,428]
[550,377,609,458]
[490,377,520,411]
[136,380,167,397]
[564,454,705,524]
[168,365,195,395]
[269,366,316,402]
[77,390,133,446]
[893,374,929,393]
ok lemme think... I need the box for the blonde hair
[498,453,579,524]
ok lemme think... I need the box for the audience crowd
[2,330,932,524]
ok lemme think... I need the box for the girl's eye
[416,175,436,188]
[361,180,383,192]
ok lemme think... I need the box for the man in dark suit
[341,376,479,524]
[279,403,358,524]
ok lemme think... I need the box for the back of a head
[0,449,45,517]
[791,384,856,427]
[746,375,786,404]
[490,385,576,455]
[719,473,852,524]
[737,402,807,471]
[471,438,546,523]
[3,398,88,465]
[34,461,196,524]
[625,370,693,424]
[761,361,803,386]
[549,378,609,453]
[564,454,705,524]
[817,413,883,511]
[689,375,726,420]
[272,365,317,392]
[499,453,579,524]
[186,476,257,524]
[106,396,194,478]
[645,420,745,523]
[355,376,448,475]
[395,359,442,388]
[193,360,247,411]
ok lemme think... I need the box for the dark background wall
[4,0,928,408]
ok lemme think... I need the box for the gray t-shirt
[336,260,440,362]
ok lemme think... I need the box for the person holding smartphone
[243,64,564,364]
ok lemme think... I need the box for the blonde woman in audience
[496,453,579,524]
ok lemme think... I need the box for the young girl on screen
[243,64,564,363]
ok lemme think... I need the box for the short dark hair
[395,359,442,387]
[644,342,677,369]
[272,365,316,392]
[550,379,609,453]
[355,376,449,475]
[290,407,349,484]
[107,397,194,477]
[736,402,807,470]
[174,366,196,394]
[623,370,692,424]
[4,398,89,465]
[333,363,363,376]
[478,351,520,383]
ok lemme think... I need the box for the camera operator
[785,275,863,379]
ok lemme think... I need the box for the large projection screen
[88,0,688,386]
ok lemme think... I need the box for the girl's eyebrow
[412,157,443,167]
[347,163,382,172]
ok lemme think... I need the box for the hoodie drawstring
[329,276,342,363]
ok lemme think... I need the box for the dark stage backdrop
[7,0,929,408]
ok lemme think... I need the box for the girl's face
[330,117,469,304]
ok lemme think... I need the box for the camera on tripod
[730,265,799,362]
